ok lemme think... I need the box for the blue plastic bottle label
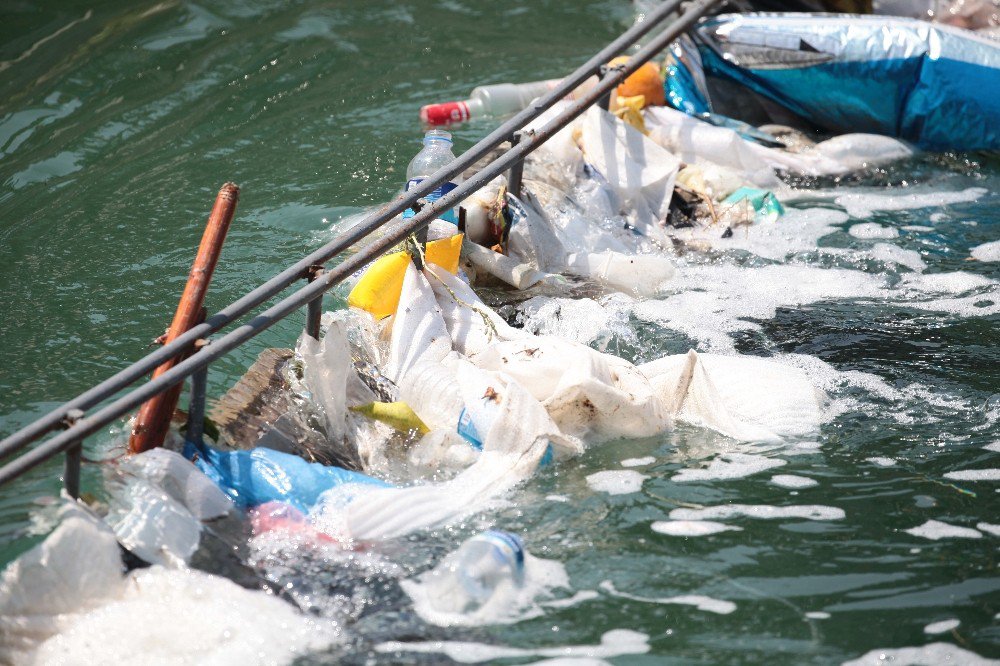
[456,407,483,449]
[402,179,459,224]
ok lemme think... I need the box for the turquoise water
[1,1,999,663]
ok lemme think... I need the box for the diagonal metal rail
[0,0,723,488]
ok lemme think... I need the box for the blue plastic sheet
[184,442,390,513]
[694,14,1000,151]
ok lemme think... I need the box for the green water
[1,1,999,663]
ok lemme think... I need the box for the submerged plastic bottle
[425,530,526,614]
[403,129,462,225]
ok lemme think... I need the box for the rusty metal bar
[128,184,238,454]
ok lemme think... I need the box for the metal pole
[61,408,84,499]
[0,0,725,489]
[305,266,324,340]
[0,0,688,460]
[185,342,210,446]
[507,132,525,199]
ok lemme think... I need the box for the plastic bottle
[420,76,598,126]
[425,530,526,614]
[403,129,463,225]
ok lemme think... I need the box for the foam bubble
[805,611,830,620]
[905,519,982,540]
[600,580,736,615]
[671,453,786,482]
[834,187,988,219]
[943,469,1000,481]
[669,504,845,521]
[849,223,899,240]
[546,495,570,503]
[868,243,925,273]
[842,642,995,666]
[375,629,650,663]
[621,457,656,468]
[586,470,647,495]
[971,240,1000,262]
[977,522,1000,536]
[770,474,819,489]
[924,619,960,634]
[651,520,742,537]
[541,590,601,609]
[866,457,897,467]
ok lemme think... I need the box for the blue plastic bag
[184,442,390,513]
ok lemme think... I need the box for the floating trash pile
[2,5,999,665]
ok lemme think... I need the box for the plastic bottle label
[402,179,459,224]
[456,408,483,449]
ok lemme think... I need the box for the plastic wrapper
[694,13,1000,150]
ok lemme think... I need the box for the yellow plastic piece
[351,402,429,434]
[347,233,464,319]
[614,95,648,134]
[425,232,463,275]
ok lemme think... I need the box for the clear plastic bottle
[420,77,598,126]
[403,129,462,225]
[425,530,526,614]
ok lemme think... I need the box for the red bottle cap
[420,101,470,126]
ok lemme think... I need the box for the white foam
[805,612,830,620]
[34,566,333,664]
[669,504,845,521]
[375,629,650,663]
[651,520,742,537]
[866,457,897,467]
[971,240,1000,262]
[770,474,819,489]
[671,453,786,482]
[977,522,1000,536]
[586,470,647,495]
[541,590,601,609]
[633,263,885,353]
[402,552,569,628]
[621,457,656,468]
[924,619,960,635]
[546,495,570,503]
[905,520,982,540]
[986,442,1000,453]
[834,187,988,219]
[868,243,926,273]
[943,468,1000,481]
[849,223,899,240]
[842,642,995,666]
[600,581,736,615]
[518,295,635,348]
